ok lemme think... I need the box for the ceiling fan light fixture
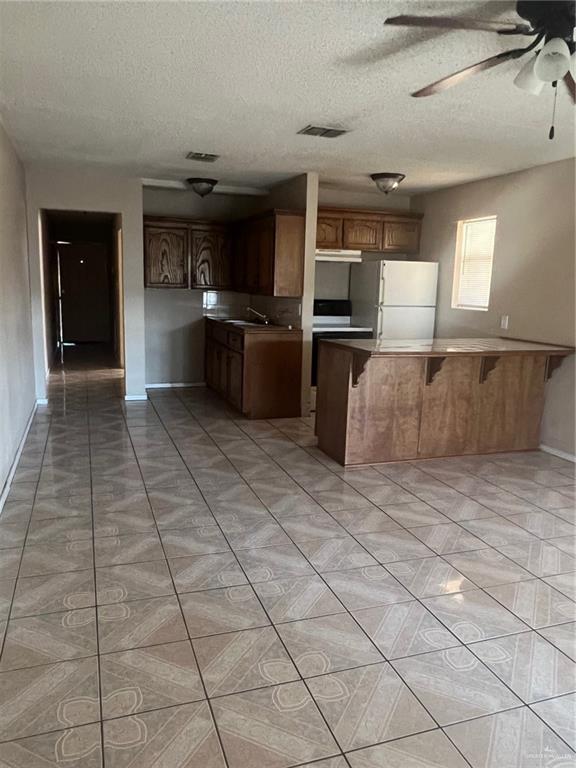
[514,54,545,95]
[186,177,218,197]
[533,37,571,82]
[370,172,406,194]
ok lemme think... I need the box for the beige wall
[415,159,575,456]
[0,123,36,495]
[25,165,146,397]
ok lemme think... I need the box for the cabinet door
[205,342,216,389]
[382,220,421,253]
[191,231,231,289]
[226,350,244,411]
[257,217,275,295]
[215,344,227,394]
[316,217,343,249]
[144,227,188,287]
[343,218,383,251]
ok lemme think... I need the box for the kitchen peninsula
[316,338,573,466]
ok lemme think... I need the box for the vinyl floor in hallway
[0,358,575,767]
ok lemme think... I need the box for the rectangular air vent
[185,151,220,162]
[297,125,348,138]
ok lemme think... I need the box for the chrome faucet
[246,307,270,325]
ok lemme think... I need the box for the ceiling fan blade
[564,72,576,103]
[384,15,533,35]
[412,48,527,97]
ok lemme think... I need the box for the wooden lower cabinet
[205,320,302,419]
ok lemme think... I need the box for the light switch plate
[500,314,510,330]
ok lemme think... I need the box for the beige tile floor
[0,356,575,767]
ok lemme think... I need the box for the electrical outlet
[500,314,510,330]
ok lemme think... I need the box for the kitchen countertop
[206,317,300,333]
[321,337,573,357]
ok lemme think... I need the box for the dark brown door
[59,243,111,343]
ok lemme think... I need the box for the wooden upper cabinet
[144,226,189,288]
[317,208,422,254]
[191,229,231,289]
[343,218,383,251]
[316,216,343,249]
[382,220,421,253]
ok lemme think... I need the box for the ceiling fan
[385,1,576,104]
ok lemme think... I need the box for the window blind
[453,216,497,311]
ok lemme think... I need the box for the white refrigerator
[350,260,438,339]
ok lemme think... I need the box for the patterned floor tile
[356,530,435,563]
[93,510,156,537]
[212,681,338,768]
[328,506,401,534]
[277,613,383,677]
[26,517,94,543]
[0,579,15,621]
[507,511,575,540]
[379,501,451,528]
[410,523,488,555]
[470,631,576,703]
[101,641,204,718]
[323,566,412,610]
[11,570,95,617]
[0,723,102,768]
[254,575,345,623]
[194,626,298,696]
[445,706,576,767]
[459,516,541,547]
[160,526,230,557]
[0,523,27,549]
[0,657,100,740]
[392,646,521,726]
[96,560,175,604]
[223,519,292,550]
[0,608,97,670]
[20,541,94,577]
[427,495,495,522]
[346,730,469,768]
[539,622,576,661]
[385,556,475,598]
[297,537,378,572]
[352,601,460,659]
[543,572,576,601]
[444,548,534,587]
[94,533,164,567]
[308,662,436,750]
[486,579,576,629]
[169,553,247,592]
[152,504,215,530]
[497,539,576,577]
[423,589,528,642]
[279,513,347,543]
[235,543,314,583]
[531,693,576,750]
[103,701,226,767]
[98,595,188,653]
[180,585,269,637]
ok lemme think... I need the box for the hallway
[0,361,575,767]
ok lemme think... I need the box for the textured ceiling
[0,0,574,193]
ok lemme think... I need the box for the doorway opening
[43,210,124,376]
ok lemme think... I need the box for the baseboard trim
[124,394,148,401]
[146,382,206,389]
[0,401,38,516]
[36,398,48,406]
[540,444,576,463]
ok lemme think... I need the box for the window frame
[451,215,497,312]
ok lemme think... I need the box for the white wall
[25,165,146,397]
[315,262,350,300]
[318,186,411,211]
[414,159,575,457]
[0,122,36,495]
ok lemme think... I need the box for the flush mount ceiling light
[186,178,218,198]
[370,172,406,194]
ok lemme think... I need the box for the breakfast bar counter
[315,337,573,466]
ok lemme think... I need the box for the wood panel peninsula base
[316,338,573,466]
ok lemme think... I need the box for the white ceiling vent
[185,151,220,162]
[297,125,349,138]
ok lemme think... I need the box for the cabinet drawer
[227,331,244,353]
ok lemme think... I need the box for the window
[452,216,497,311]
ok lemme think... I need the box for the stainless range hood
[315,248,363,263]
